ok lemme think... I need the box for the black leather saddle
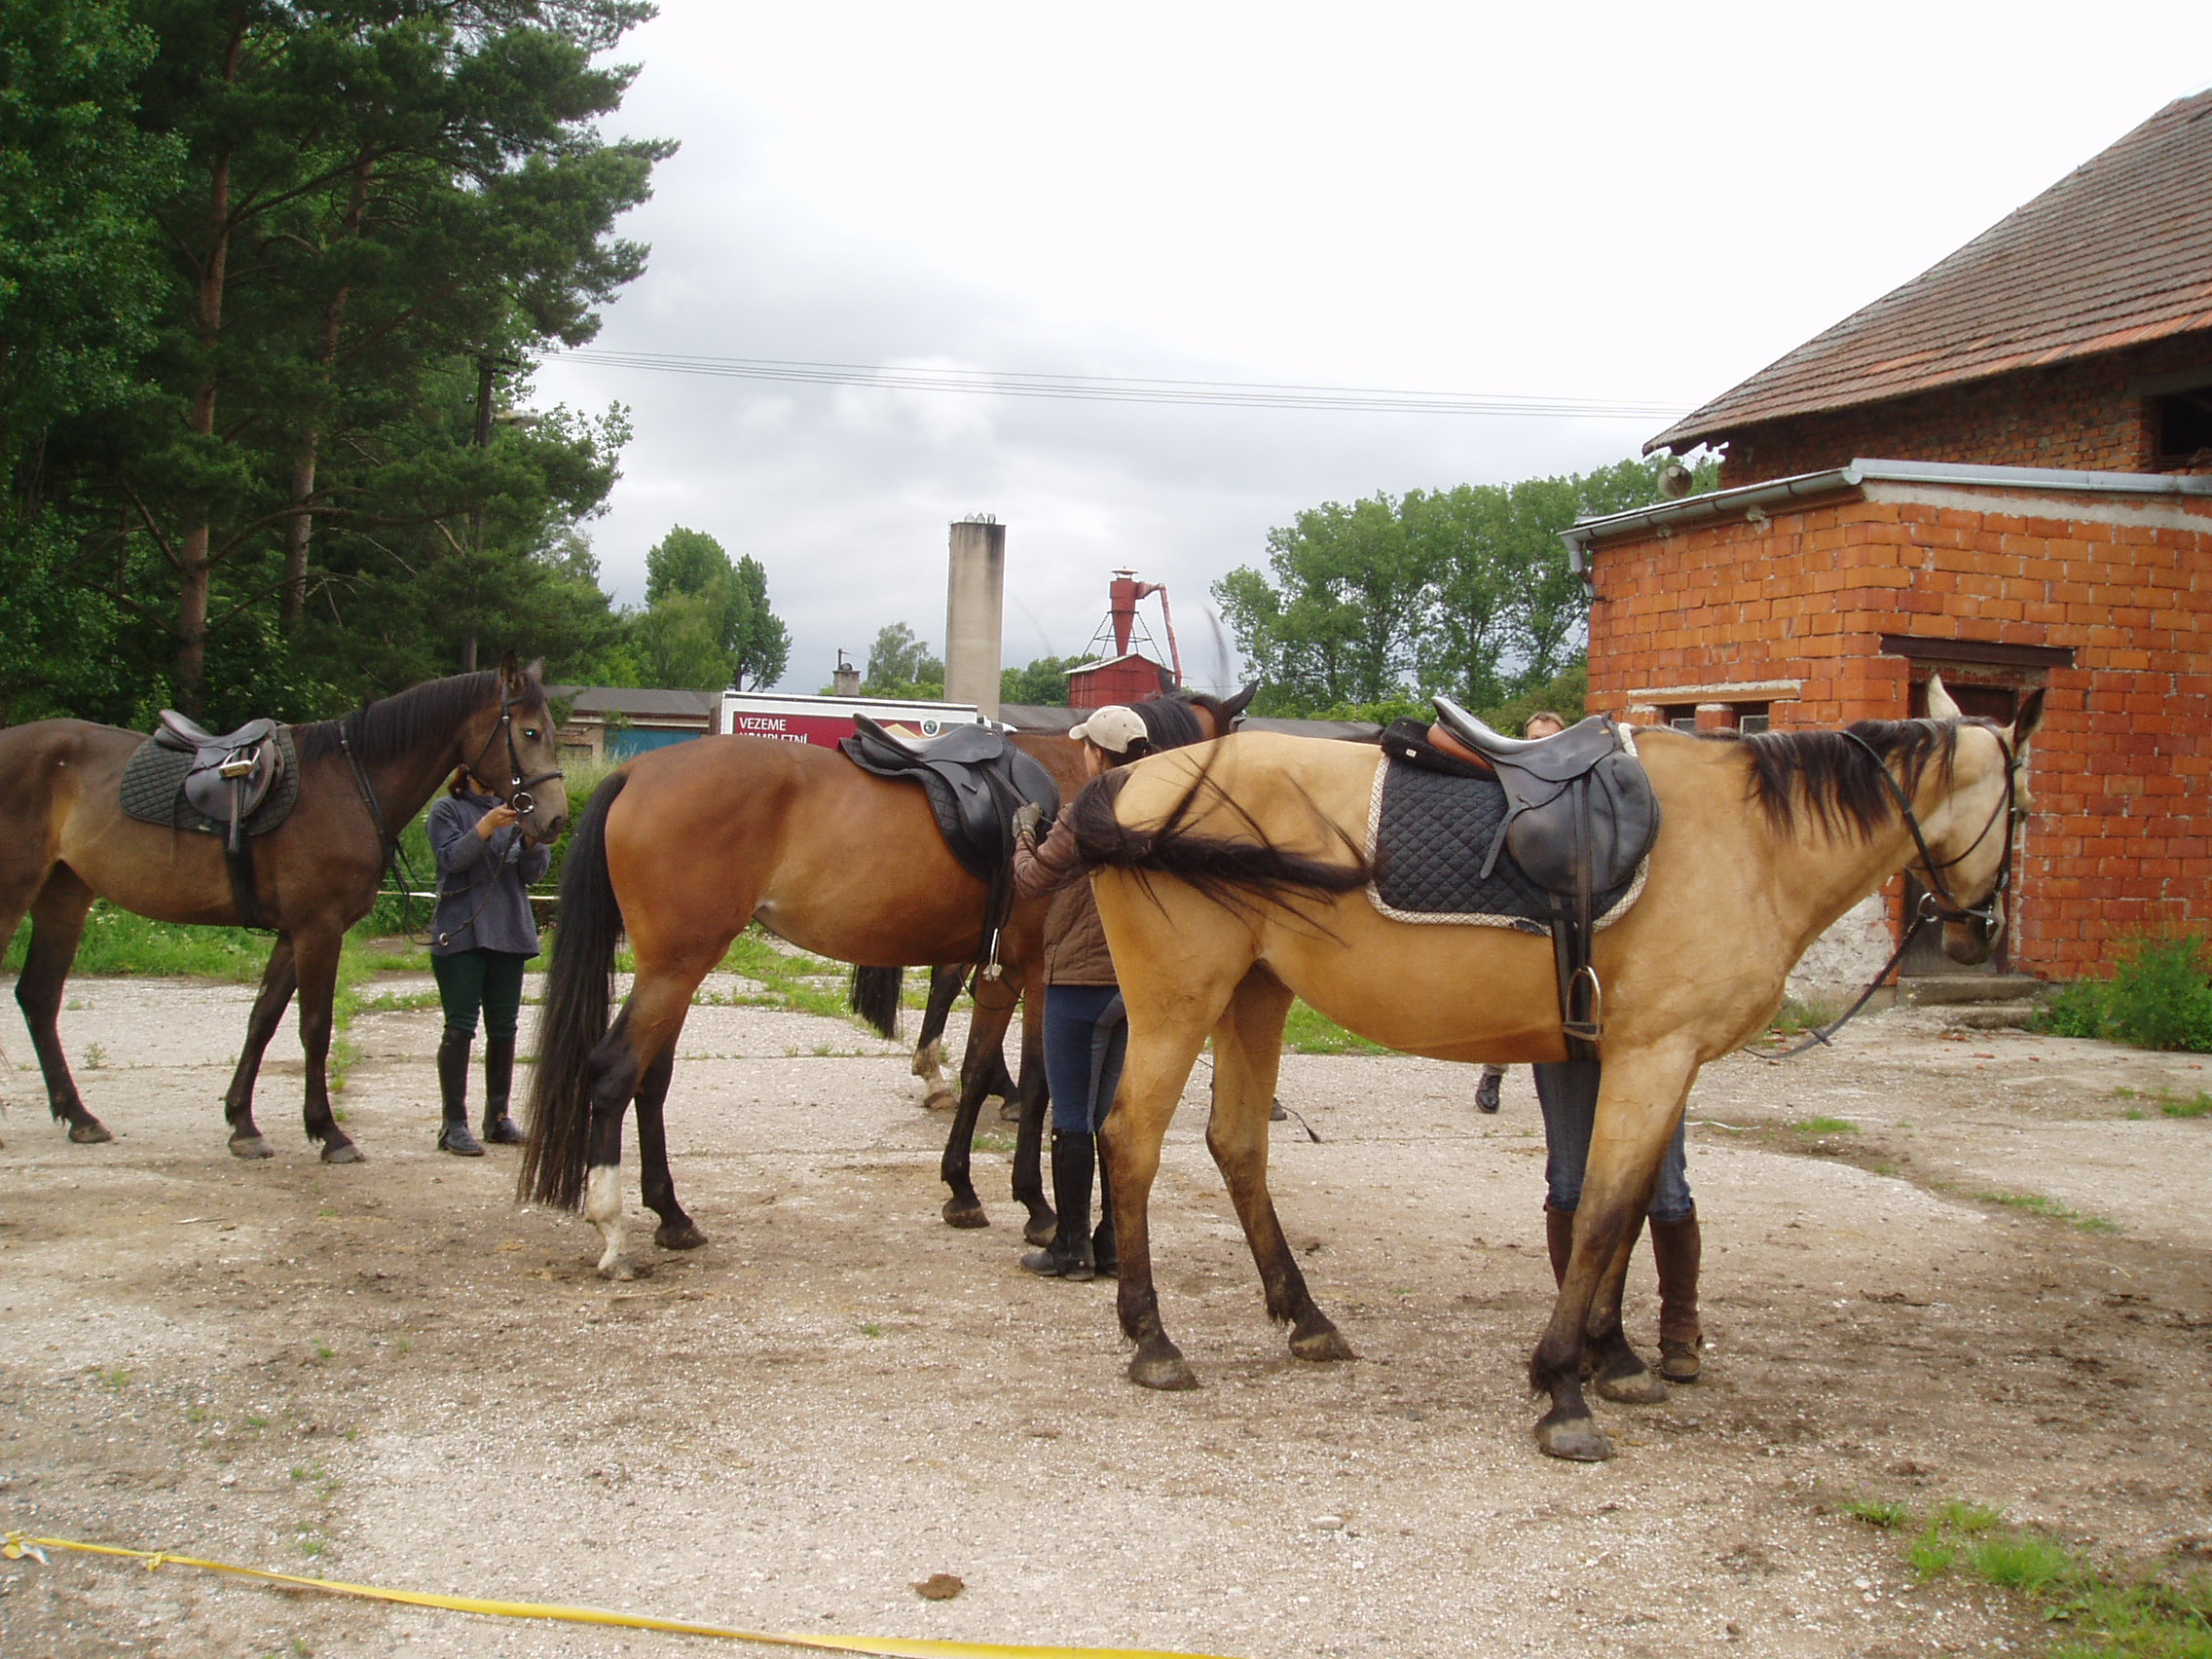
[153,712,283,845]
[1425,698,1662,1060]
[839,717,1060,977]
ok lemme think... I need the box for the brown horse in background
[1065,682,2040,1459]
[0,659,569,1161]
[520,690,1252,1279]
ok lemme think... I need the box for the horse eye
[524,729,540,741]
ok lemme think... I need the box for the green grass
[1793,1116,1860,1134]
[2160,1091,2211,1120]
[709,928,872,1026]
[1282,1001,1390,1055]
[1976,1190,2121,1235]
[1888,1501,2212,1659]
[1842,1498,1912,1529]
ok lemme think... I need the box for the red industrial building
[1570,91,2212,983]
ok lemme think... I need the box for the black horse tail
[520,769,630,1211]
[1065,755,1369,924]
[848,965,903,1040]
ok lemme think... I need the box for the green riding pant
[431,948,529,1042]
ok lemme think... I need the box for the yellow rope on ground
[2,1532,1239,1659]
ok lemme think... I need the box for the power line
[546,349,1688,420]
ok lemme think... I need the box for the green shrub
[2033,932,2212,1053]
[2103,933,2212,1052]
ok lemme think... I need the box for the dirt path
[3,979,2208,1658]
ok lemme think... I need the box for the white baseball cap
[1068,705,1148,755]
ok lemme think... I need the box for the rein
[1755,721,2022,1061]
[337,713,431,940]
[465,682,565,818]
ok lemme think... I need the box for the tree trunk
[283,155,373,631]
[175,21,243,714]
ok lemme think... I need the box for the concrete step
[1939,1002,2041,1030]
[1899,974,2044,1006]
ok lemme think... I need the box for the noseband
[468,683,565,816]
[1842,721,2020,931]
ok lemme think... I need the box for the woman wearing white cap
[1009,702,1172,1280]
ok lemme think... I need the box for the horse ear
[1222,684,1258,725]
[498,649,521,689]
[2009,687,2046,752]
[1925,673,1962,720]
[524,656,545,686]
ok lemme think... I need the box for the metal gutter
[1561,457,2212,573]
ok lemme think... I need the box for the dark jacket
[1013,819,1115,987]
[426,789,550,958]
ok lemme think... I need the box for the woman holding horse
[1008,703,1169,1281]
[426,766,551,1155]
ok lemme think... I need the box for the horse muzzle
[1941,909,2003,966]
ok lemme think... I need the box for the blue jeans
[1531,1060,1694,1224]
[1044,985,1127,1134]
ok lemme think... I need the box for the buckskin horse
[0,659,568,1161]
[1060,679,2040,1460]
[520,689,1252,1280]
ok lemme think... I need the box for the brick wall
[1711,332,2212,487]
[1585,480,2212,980]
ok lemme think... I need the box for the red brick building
[1570,91,2212,983]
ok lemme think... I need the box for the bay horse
[520,689,1253,1280]
[1062,679,2040,1460]
[0,659,569,1161]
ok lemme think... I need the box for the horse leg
[1206,966,1352,1363]
[634,1048,707,1251]
[224,935,297,1159]
[584,969,698,1279]
[910,964,963,1111]
[1106,1006,1226,1392]
[1528,1046,1697,1460]
[291,923,361,1163]
[937,969,1020,1231]
[1008,960,1051,1243]
[15,869,106,1143]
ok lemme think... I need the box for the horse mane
[1715,719,1968,839]
[295,670,546,765]
[1131,694,1208,752]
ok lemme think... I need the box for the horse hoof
[68,1121,114,1144]
[599,1254,640,1282]
[1594,1366,1668,1406]
[320,1142,365,1165]
[1022,1213,1057,1248]
[228,1135,275,1161]
[1536,1416,1613,1461]
[922,1087,955,1112]
[655,1221,710,1251]
[941,1199,989,1230]
[1290,1325,1357,1363]
[1128,1353,1199,1391]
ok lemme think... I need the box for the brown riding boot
[1650,1212,1704,1382]
[1544,1203,1575,1286]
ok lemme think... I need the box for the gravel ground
[2,976,2209,1659]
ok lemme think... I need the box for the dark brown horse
[520,690,1252,1279]
[0,660,569,1161]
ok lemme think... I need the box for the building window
[1735,703,1771,733]
[2157,387,2212,461]
[1658,704,1696,731]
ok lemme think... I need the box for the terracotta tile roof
[1649,90,2212,454]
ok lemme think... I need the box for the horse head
[490,653,571,842]
[1922,674,2045,965]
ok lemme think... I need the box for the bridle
[465,682,565,818]
[1760,719,2023,1059]
[1842,720,2021,932]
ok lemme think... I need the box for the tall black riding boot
[436,1029,485,1156]
[1020,1131,1095,1281]
[1090,1140,1118,1278]
[480,1032,525,1145]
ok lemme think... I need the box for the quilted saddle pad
[119,725,302,838]
[1364,756,1646,933]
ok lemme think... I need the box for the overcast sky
[528,1,2212,694]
